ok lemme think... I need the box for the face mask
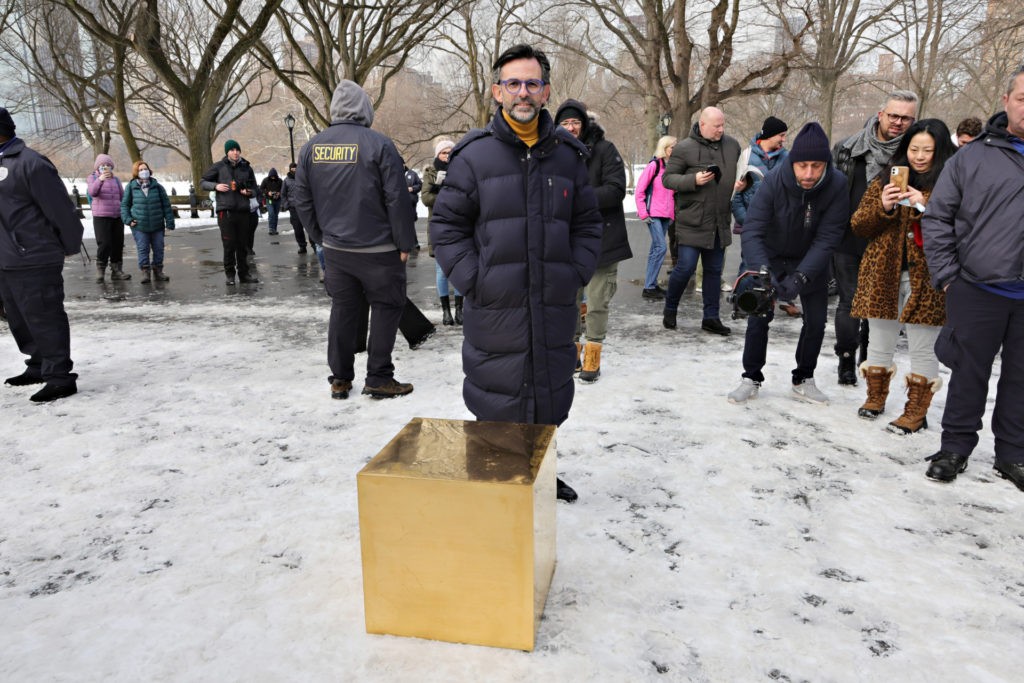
[139,170,151,180]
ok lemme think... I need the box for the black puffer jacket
[200,156,257,212]
[430,108,603,426]
[556,100,631,267]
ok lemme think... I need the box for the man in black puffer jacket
[201,139,259,284]
[431,44,603,502]
[726,122,848,407]
[555,99,631,384]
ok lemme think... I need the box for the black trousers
[938,280,1024,465]
[218,210,251,279]
[290,212,307,248]
[93,215,125,267]
[324,249,406,386]
[0,264,76,385]
[832,252,868,355]
[742,266,829,384]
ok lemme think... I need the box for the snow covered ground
[2,228,1021,681]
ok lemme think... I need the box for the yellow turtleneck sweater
[502,109,540,148]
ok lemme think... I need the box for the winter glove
[775,271,808,301]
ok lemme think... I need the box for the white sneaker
[792,378,829,405]
[728,377,760,403]
[721,281,733,292]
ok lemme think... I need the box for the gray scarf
[847,119,904,183]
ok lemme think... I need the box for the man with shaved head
[661,106,741,335]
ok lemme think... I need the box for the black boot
[556,477,578,503]
[440,296,454,326]
[836,348,857,386]
[153,265,169,282]
[140,267,151,284]
[925,451,969,482]
[95,263,106,283]
[663,309,677,330]
[454,295,464,325]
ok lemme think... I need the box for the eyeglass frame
[496,78,547,95]
[881,111,915,125]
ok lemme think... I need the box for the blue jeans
[132,229,165,268]
[266,201,280,233]
[645,218,670,289]
[664,236,725,319]
[435,261,460,297]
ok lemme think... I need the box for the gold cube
[357,417,557,651]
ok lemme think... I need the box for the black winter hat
[758,116,787,140]
[788,122,832,163]
[0,108,16,138]
[555,101,586,125]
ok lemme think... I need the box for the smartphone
[890,166,909,193]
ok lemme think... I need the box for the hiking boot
[330,378,352,400]
[95,264,106,283]
[993,462,1024,493]
[727,377,760,404]
[925,450,969,482]
[152,266,169,282]
[887,374,940,435]
[110,264,132,281]
[140,267,151,284]
[580,342,602,383]
[362,378,414,398]
[792,378,829,405]
[30,382,78,403]
[239,276,260,284]
[663,309,677,329]
[556,477,578,503]
[701,318,731,336]
[642,287,665,300]
[858,363,895,419]
[5,371,44,386]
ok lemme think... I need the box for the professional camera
[728,267,776,319]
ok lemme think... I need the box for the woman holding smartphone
[849,119,956,434]
[87,154,130,282]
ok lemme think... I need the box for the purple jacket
[634,158,675,220]
[87,154,124,218]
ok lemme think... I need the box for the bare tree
[252,0,468,132]
[63,0,283,185]
[524,0,807,150]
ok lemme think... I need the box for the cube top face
[360,418,555,485]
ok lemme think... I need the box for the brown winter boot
[887,374,942,435]
[857,363,895,419]
[580,342,602,383]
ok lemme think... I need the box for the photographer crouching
[726,122,849,405]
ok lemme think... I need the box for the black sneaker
[362,378,414,398]
[642,287,665,300]
[556,478,578,503]
[701,318,731,335]
[30,382,78,403]
[5,371,45,386]
[925,451,969,482]
[993,461,1024,493]
[330,378,352,400]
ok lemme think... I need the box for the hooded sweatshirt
[289,79,415,253]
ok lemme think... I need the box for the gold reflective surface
[358,418,557,651]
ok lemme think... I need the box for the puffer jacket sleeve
[737,173,778,272]
[921,156,963,289]
[795,174,849,280]
[420,166,439,209]
[87,172,103,199]
[593,140,626,211]
[120,183,134,225]
[661,146,697,193]
[634,160,656,219]
[199,162,220,192]
[570,157,603,286]
[430,152,481,296]
[850,179,897,241]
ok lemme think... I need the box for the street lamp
[284,113,296,164]
[659,112,672,136]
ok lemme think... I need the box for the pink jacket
[634,158,675,220]
[87,154,124,218]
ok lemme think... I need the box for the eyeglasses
[497,78,546,95]
[883,112,915,125]
[560,119,582,128]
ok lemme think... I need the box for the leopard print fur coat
[850,178,946,326]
